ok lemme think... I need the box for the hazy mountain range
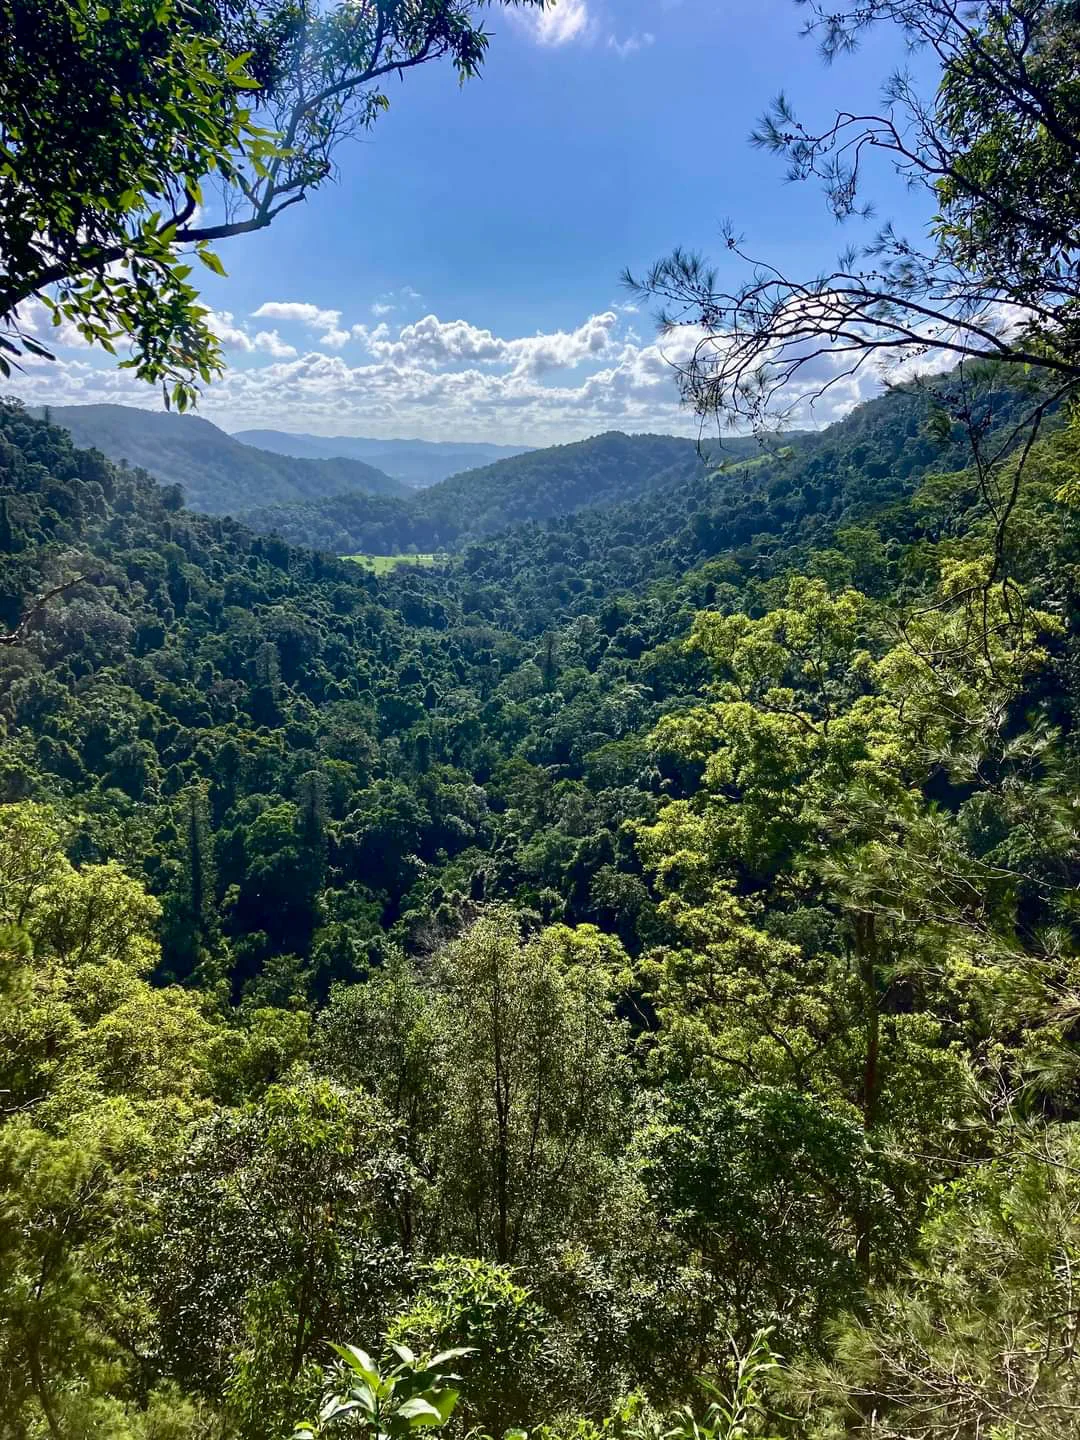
[32,402,760,552]
[232,429,534,488]
[231,431,720,553]
[33,404,408,514]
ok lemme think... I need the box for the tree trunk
[854,910,881,1278]
[27,1337,64,1440]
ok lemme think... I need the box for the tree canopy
[5,0,1080,1435]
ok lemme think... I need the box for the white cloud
[513,0,591,46]
[370,287,424,319]
[511,5,656,55]
[356,310,622,377]
[251,301,347,348]
[17,299,886,446]
[17,299,92,351]
[607,31,654,58]
[351,321,391,344]
[509,311,622,376]
[251,301,341,330]
[373,314,507,365]
[206,309,255,353]
[254,329,298,359]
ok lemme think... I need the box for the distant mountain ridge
[34,404,408,514]
[233,428,534,488]
[29,402,770,554]
[234,430,766,553]
[414,431,718,534]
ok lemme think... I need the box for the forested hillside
[5,0,1080,1437]
[409,431,727,533]
[235,431,753,552]
[40,404,408,512]
[42,412,737,555]
[5,359,1080,1435]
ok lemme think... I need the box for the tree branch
[0,574,91,647]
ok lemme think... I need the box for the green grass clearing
[343,552,443,574]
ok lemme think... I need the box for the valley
[3,1,1080,1437]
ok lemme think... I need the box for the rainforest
[3,1,1080,1438]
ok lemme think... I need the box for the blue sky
[20,0,936,444]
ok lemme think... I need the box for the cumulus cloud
[206,310,255,353]
[17,298,886,445]
[369,314,507,366]
[254,330,298,360]
[356,310,622,377]
[513,0,591,46]
[17,299,92,351]
[251,301,340,329]
[351,321,391,345]
[508,312,621,376]
[251,301,346,347]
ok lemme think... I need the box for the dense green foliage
[46,412,755,553]
[5,2,1080,1437]
[41,404,407,512]
[3,357,1080,1436]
